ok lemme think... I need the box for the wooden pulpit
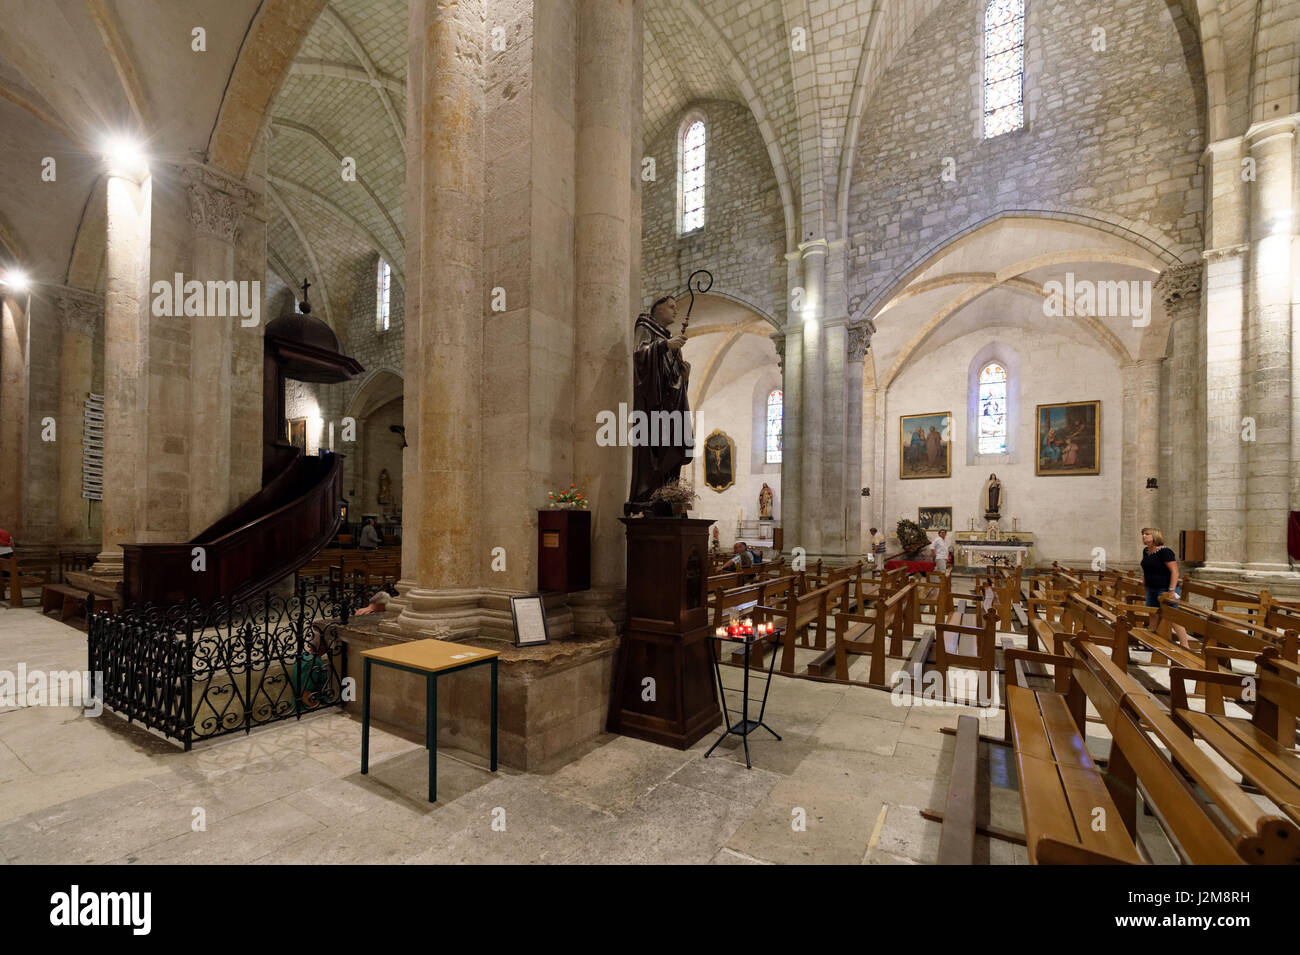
[607,517,721,748]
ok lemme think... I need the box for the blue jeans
[1145,584,1181,608]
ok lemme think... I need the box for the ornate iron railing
[88,582,380,750]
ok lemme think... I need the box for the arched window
[983,0,1025,138]
[765,389,783,463]
[679,118,706,233]
[375,258,391,332]
[977,362,1008,454]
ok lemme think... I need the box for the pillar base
[382,586,483,639]
[567,587,626,639]
[90,551,124,577]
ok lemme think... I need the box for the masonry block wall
[641,100,787,322]
[846,0,1205,319]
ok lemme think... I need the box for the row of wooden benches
[935,572,1300,865]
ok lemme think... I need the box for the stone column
[389,0,485,638]
[0,290,28,537]
[570,0,639,637]
[94,169,152,573]
[56,289,103,548]
[844,319,873,557]
[1154,263,1203,546]
[1243,118,1295,574]
[185,165,253,535]
[778,318,802,556]
[796,239,827,556]
[1133,358,1163,537]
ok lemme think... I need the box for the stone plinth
[339,615,617,772]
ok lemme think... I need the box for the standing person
[930,529,950,568]
[1141,527,1189,648]
[870,527,886,557]
[358,517,380,550]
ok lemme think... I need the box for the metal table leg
[427,673,437,802]
[490,657,498,772]
[361,657,372,774]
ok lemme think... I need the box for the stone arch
[206,0,330,178]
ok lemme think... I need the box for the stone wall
[881,323,1125,565]
[847,0,1204,319]
[641,99,786,322]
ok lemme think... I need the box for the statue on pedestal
[626,294,693,514]
[758,483,774,519]
[983,473,1002,520]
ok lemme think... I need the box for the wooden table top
[362,638,500,673]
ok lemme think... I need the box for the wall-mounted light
[102,134,148,181]
[1146,477,1158,489]
[0,268,29,293]
[861,487,870,497]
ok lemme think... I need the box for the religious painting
[703,430,735,492]
[1036,400,1100,475]
[899,412,951,479]
[917,506,952,531]
[288,417,307,452]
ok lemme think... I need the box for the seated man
[722,541,758,575]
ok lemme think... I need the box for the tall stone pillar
[0,290,28,537]
[1154,263,1203,546]
[796,239,827,556]
[1243,118,1295,574]
[390,0,485,637]
[776,322,802,554]
[185,166,253,535]
[843,320,873,557]
[56,289,103,549]
[570,0,640,636]
[94,169,152,573]
[1134,358,1163,538]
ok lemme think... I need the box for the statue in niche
[983,473,1002,520]
[626,294,692,514]
[758,483,774,520]
[378,468,393,506]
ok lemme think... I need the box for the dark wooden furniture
[4,551,53,608]
[607,517,721,749]
[1179,529,1205,562]
[537,508,591,593]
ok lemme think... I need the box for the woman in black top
[1141,527,1189,648]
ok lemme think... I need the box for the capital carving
[846,318,875,363]
[184,165,254,242]
[56,288,103,337]
[770,332,785,373]
[1154,262,1202,319]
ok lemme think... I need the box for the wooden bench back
[1072,638,1296,864]
[1060,594,1130,666]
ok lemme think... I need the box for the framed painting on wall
[704,430,735,492]
[288,417,307,452]
[917,506,952,531]
[1036,400,1100,475]
[899,412,951,479]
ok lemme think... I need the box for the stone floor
[0,602,1211,865]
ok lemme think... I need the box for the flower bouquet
[548,483,588,509]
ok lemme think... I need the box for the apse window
[766,389,783,464]
[978,362,1008,454]
[376,258,391,332]
[679,118,706,233]
[983,0,1025,138]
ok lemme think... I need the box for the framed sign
[288,417,307,451]
[510,594,551,648]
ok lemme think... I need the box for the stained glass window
[983,0,1025,138]
[978,363,1008,454]
[681,120,706,233]
[766,389,783,463]
[376,258,391,332]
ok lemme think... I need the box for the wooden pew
[828,582,916,684]
[1070,638,1299,864]
[937,714,981,865]
[757,579,847,675]
[933,606,999,703]
[4,550,55,609]
[1056,594,1131,665]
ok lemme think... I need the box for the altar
[953,532,1034,569]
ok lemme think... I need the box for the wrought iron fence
[88,581,382,750]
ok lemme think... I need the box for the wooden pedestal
[607,517,721,749]
[538,508,591,593]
